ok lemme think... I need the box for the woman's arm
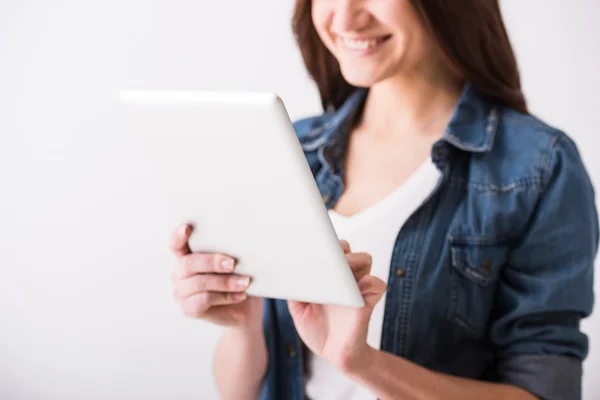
[342,134,596,400]
[213,326,268,400]
[342,347,536,400]
[349,134,596,400]
[290,134,596,400]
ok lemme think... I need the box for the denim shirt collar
[444,83,499,153]
[299,82,499,155]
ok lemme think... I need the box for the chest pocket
[448,238,509,338]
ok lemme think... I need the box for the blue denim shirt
[259,84,598,400]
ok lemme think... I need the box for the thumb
[357,275,387,309]
[287,300,310,321]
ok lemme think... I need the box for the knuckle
[172,281,188,301]
[167,236,178,253]
[352,252,370,264]
[206,253,217,271]
[182,295,207,318]
[169,237,183,254]
[191,276,207,293]
[182,303,202,318]
[181,256,195,276]
[198,292,213,307]
[347,253,359,264]
[171,265,182,282]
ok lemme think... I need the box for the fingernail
[231,293,247,302]
[178,225,188,238]
[236,277,250,288]
[220,257,235,271]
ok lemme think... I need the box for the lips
[337,34,392,54]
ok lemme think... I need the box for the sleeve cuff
[495,354,582,400]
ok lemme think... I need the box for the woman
[169,1,597,399]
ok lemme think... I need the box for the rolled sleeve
[489,134,598,400]
[496,355,582,400]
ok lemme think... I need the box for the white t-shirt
[305,157,441,400]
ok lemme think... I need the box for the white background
[1,1,599,399]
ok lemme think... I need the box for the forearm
[344,347,537,400]
[213,326,268,400]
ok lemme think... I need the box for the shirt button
[395,268,406,278]
[322,194,332,204]
[287,345,297,358]
[481,260,492,273]
[433,145,449,160]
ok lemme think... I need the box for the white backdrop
[0,1,599,399]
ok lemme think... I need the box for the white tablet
[119,90,364,308]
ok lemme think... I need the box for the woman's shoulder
[291,112,342,153]
[499,107,572,149]
[292,113,332,141]
[493,107,590,191]
[291,89,368,152]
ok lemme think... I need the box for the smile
[338,35,392,54]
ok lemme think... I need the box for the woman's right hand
[169,223,263,329]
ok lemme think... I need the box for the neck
[358,59,463,139]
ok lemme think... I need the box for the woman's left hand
[288,240,386,372]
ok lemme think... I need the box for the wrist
[336,345,378,376]
[214,324,268,397]
[219,324,268,376]
[224,323,265,341]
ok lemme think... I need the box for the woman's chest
[322,157,539,354]
[334,131,436,217]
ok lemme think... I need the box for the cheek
[311,5,333,45]
[386,4,427,51]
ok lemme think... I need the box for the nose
[330,0,370,34]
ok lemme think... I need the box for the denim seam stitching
[542,134,562,190]
[448,176,545,192]
[401,201,435,356]
[384,229,404,354]
[502,114,563,136]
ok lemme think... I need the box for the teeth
[343,38,381,50]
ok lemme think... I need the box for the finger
[340,240,351,253]
[357,276,387,309]
[175,252,237,279]
[181,291,248,318]
[169,223,193,257]
[346,252,372,280]
[174,274,251,300]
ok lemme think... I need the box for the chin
[339,66,387,88]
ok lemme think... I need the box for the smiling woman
[293,0,527,114]
[168,1,597,400]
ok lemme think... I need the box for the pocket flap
[450,243,508,286]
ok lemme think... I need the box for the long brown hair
[292,0,528,114]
